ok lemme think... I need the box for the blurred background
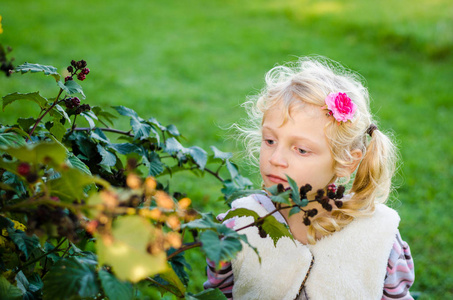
[1,0,452,298]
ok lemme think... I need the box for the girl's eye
[297,148,308,155]
[264,139,275,146]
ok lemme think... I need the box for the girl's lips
[266,175,287,184]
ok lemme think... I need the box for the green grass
[1,0,453,298]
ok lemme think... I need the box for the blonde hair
[236,56,398,244]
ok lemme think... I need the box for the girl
[204,57,414,299]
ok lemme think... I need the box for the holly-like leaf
[210,146,233,160]
[7,228,40,260]
[187,146,207,170]
[223,208,260,222]
[49,117,66,141]
[285,174,300,205]
[15,63,60,81]
[0,132,26,148]
[109,143,141,155]
[42,257,99,300]
[57,79,85,98]
[96,215,168,282]
[200,230,243,266]
[98,269,134,300]
[3,141,67,166]
[144,152,163,176]
[2,92,48,111]
[261,216,294,246]
[96,144,117,167]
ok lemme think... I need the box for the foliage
[0,59,323,299]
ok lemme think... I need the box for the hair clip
[323,92,357,123]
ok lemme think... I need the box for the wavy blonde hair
[235,56,398,244]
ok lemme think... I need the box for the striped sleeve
[382,231,415,300]
[203,216,236,299]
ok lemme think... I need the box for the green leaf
[226,160,239,179]
[96,215,168,282]
[91,106,117,125]
[48,168,97,202]
[156,269,186,298]
[186,288,228,300]
[210,146,233,160]
[3,141,67,166]
[167,249,191,286]
[0,132,26,148]
[67,153,92,176]
[261,216,294,247]
[2,92,48,111]
[91,128,110,143]
[15,62,60,81]
[7,228,40,260]
[223,208,260,222]
[42,257,99,300]
[96,144,117,167]
[165,137,184,154]
[145,152,163,176]
[147,117,167,131]
[109,143,141,155]
[113,105,138,118]
[0,276,23,300]
[289,206,301,216]
[50,104,71,123]
[17,118,37,132]
[182,213,220,231]
[187,146,208,170]
[98,269,134,300]
[57,79,85,98]
[49,118,66,141]
[80,111,96,129]
[200,230,243,266]
[131,118,151,140]
[226,189,266,204]
[285,174,300,204]
[269,190,292,205]
[166,124,180,136]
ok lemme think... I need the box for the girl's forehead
[263,101,323,126]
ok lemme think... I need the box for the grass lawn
[1,0,453,298]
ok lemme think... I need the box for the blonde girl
[204,57,414,299]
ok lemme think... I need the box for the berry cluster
[27,203,82,242]
[65,59,90,82]
[284,183,345,226]
[17,162,38,183]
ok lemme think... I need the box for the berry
[335,200,343,208]
[80,60,87,68]
[277,183,284,193]
[336,185,346,199]
[303,217,311,226]
[71,97,80,106]
[81,68,90,75]
[308,208,318,217]
[77,73,86,81]
[71,60,77,67]
[17,162,31,176]
[65,76,73,82]
[67,66,74,73]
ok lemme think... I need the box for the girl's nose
[269,147,288,168]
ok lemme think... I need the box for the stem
[73,127,133,137]
[234,204,297,233]
[167,241,201,260]
[19,238,67,270]
[29,88,64,137]
[204,167,224,182]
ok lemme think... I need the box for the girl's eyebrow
[262,126,322,149]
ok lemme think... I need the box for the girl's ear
[336,149,363,177]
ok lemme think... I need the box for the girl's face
[259,103,336,198]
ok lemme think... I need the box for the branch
[18,238,67,271]
[29,88,64,137]
[167,241,201,260]
[73,127,133,137]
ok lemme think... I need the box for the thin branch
[18,238,67,270]
[204,167,224,182]
[73,127,133,137]
[167,241,201,261]
[29,88,64,137]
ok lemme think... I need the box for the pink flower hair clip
[323,92,357,123]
